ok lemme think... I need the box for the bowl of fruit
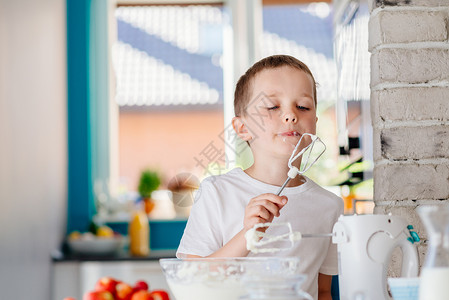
[67,224,126,256]
[63,277,170,300]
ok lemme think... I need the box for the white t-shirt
[177,167,343,299]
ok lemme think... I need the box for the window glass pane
[114,5,224,107]
[262,3,336,103]
[262,2,340,186]
[112,5,226,201]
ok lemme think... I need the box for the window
[113,2,340,191]
[67,0,370,232]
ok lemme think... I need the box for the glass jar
[417,205,449,300]
[239,274,313,300]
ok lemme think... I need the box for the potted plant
[138,169,161,215]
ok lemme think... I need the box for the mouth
[277,131,300,137]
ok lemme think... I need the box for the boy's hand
[243,193,288,231]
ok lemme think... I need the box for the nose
[283,111,297,123]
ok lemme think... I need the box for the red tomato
[130,290,154,300]
[149,290,170,300]
[94,277,119,296]
[134,280,149,291]
[116,282,134,300]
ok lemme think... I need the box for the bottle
[417,205,449,300]
[128,209,150,256]
[341,185,355,215]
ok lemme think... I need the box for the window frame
[67,0,113,233]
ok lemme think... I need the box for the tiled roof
[263,4,333,59]
[113,4,343,107]
[113,41,220,106]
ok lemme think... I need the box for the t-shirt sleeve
[176,178,223,258]
[319,196,344,275]
[319,237,339,275]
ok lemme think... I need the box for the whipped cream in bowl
[159,257,304,300]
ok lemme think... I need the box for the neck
[245,154,304,187]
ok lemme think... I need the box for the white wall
[0,0,67,299]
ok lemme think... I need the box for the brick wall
[369,0,449,267]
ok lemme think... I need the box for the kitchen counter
[51,248,177,262]
[51,248,176,300]
[51,218,185,299]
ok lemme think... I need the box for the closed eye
[297,105,310,111]
[267,106,280,110]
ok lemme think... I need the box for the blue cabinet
[107,219,187,251]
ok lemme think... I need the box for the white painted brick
[380,125,449,160]
[373,201,429,233]
[373,202,420,225]
[411,0,449,5]
[371,52,381,86]
[370,90,380,124]
[369,12,382,50]
[372,0,449,8]
[369,11,447,50]
[374,163,449,201]
[371,48,449,86]
[373,128,382,161]
[370,1,449,270]
[417,243,428,269]
[372,87,449,122]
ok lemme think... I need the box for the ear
[316,116,318,123]
[232,116,253,141]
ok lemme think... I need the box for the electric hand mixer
[245,133,330,253]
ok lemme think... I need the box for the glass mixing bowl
[159,257,310,300]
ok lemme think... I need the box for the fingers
[244,217,266,231]
[246,204,273,221]
[248,194,288,216]
[247,200,279,218]
[252,193,288,207]
[244,194,288,230]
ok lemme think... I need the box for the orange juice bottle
[341,185,355,214]
[128,210,150,256]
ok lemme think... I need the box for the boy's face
[234,66,317,158]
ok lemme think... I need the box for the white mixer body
[332,214,419,300]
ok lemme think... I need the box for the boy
[177,55,343,300]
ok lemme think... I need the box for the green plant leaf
[138,170,161,198]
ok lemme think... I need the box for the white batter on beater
[245,222,303,253]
